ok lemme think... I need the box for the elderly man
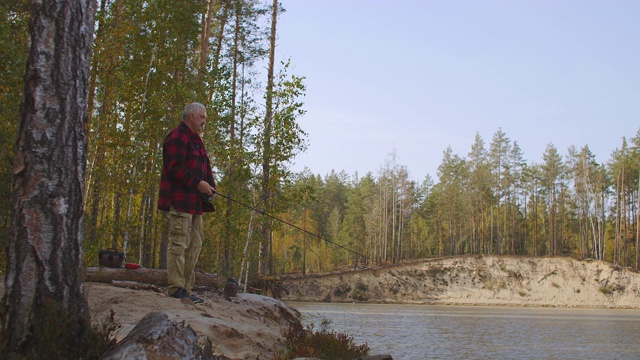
[158,102,216,303]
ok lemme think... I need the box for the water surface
[290,302,640,360]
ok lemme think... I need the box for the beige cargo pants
[167,206,203,296]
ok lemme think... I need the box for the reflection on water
[289,302,640,360]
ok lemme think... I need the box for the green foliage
[79,0,293,275]
[0,0,28,162]
[0,0,29,270]
[276,319,369,360]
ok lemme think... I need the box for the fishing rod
[208,190,378,267]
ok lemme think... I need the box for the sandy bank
[277,255,640,309]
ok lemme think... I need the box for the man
[158,102,216,303]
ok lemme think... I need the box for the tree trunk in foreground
[1,0,96,357]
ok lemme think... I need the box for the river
[289,302,640,360]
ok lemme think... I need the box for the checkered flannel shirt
[158,122,215,215]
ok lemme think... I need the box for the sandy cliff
[277,255,640,309]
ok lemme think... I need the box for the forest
[1,0,639,288]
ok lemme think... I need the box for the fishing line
[211,190,378,266]
[211,192,424,296]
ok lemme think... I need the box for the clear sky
[275,0,640,182]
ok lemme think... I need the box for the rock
[86,283,301,359]
[100,311,219,359]
[224,277,240,297]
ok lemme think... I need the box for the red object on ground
[125,263,141,269]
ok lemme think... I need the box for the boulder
[100,311,224,360]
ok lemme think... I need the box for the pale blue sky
[276,0,640,182]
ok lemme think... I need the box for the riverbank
[277,255,640,309]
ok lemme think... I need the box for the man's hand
[197,180,214,195]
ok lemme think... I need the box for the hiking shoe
[170,288,189,299]
[189,294,205,303]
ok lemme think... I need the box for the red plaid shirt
[158,122,216,214]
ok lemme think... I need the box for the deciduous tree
[1,0,97,357]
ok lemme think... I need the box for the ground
[86,283,299,359]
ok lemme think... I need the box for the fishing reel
[201,190,216,204]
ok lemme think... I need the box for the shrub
[599,285,614,295]
[351,281,369,302]
[355,281,369,292]
[276,318,369,360]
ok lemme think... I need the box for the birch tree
[2,0,97,357]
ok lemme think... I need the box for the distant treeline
[276,130,639,276]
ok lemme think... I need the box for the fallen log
[85,267,219,288]
[111,280,164,293]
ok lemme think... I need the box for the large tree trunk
[2,0,96,357]
[260,0,278,276]
[222,0,241,277]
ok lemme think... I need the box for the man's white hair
[182,102,205,120]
